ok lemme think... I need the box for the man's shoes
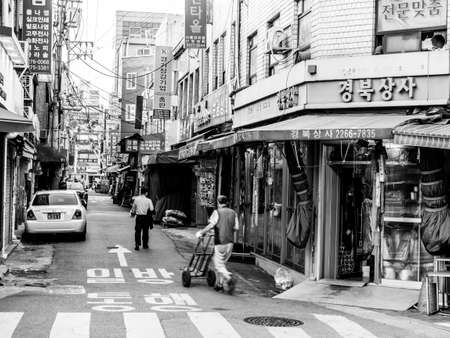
[224,277,235,295]
[143,245,149,249]
[214,284,223,292]
[134,246,139,251]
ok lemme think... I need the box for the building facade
[0,0,35,257]
[169,0,450,292]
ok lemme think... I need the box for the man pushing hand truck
[196,195,239,294]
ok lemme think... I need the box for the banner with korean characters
[306,75,450,108]
[194,85,231,133]
[153,46,173,120]
[377,0,447,33]
[23,0,52,74]
[185,0,207,48]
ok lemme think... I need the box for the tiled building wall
[238,0,295,88]
[310,0,376,58]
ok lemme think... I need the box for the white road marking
[188,312,241,338]
[314,314,377,338]
[0,312,23,338]
[108,245,131,267]
[436,322,450,328]
[124,313,165,338]
[49,312,90,338]
[267,326,311,338]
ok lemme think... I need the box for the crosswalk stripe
[49,312,90,338]
[267,326,311,338]
[0,312,23,338]
[314,314,378,338]
[188,312,241,338]
[124,313,165,338]
[436,322,450,328]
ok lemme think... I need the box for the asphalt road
[0,193,448,337]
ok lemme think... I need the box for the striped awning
[198,133,237,152]
[235,113,425,142]
[393,121,450,149]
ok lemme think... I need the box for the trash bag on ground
[162,216,184,227]
[274,267,294,290]
[165,209,187,220]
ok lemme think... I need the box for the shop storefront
[230,50,450,287]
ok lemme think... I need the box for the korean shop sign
[339,77,417,103]
[306,75,449,107]
[185,0,207,48]
[377,0,447,33]
[153,46,173,120]
[194,85,230,132]
[23,0,52,74]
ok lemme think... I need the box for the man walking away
[130,187,154,250]
[196,195,239,294]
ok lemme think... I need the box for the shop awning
[235,113,424,142]
[0,107,34,132]
[106,164,121,173]
[37,145,66,163]
[198,133,237,152]
[148,149,181,165]
[118,165,131,172]
[393,119,450,149]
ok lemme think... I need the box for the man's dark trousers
[135,215,150,248]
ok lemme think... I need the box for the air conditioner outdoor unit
[266,27,291,55]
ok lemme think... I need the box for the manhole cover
[243,316,303,327]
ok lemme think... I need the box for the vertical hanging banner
[185,0,207,48]
[23,0,53,74]
[153,46,173,120]
[135,95,143,130]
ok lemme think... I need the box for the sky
[69,0,185,103]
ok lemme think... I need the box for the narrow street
[0,193,447,337]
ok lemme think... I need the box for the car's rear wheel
[79,225,87,241]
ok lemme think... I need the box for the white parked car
[25,190,87,240]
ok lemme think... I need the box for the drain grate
[244,316,304,327]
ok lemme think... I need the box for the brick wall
[310,0,376,58]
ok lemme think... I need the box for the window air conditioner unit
[266,27,291,55]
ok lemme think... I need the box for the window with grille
[296,0,312,62]
[230,22,236,80]
[137,48,151,56]
[220,32,226,85]
[248,33,257,85]
[267,14,280,77]
[203,48,210,96]
[213,39,219,90]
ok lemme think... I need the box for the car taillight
[27,210,37,220]
[72,209,83,220]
